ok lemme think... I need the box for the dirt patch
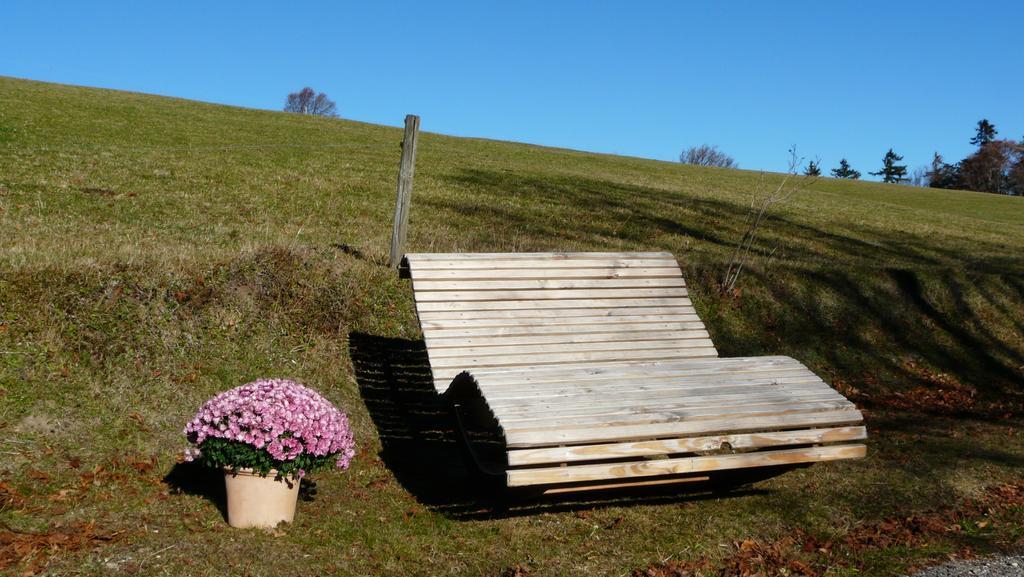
[12,413,60,436]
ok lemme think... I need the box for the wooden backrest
[404,252,718,393]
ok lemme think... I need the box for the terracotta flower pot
[223,468,300,528]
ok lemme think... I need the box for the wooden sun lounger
[403,252,866,493]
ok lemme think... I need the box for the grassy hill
[1,76,1022,576]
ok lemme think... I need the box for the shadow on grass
[778,410,1024,529]
[429,168,957,269]
[162,463,320,522]
[347,332,475,502]
[348,332,799,519]
[427,167,1024,403]
[705,265,1024,405]
[163,461,228,521]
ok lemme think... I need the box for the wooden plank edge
[506,444,867,487]
[506,426,868,466]
[539,475,712,495]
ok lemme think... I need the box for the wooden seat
[403,252,866,492]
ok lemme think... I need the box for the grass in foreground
[1,76,1023,575]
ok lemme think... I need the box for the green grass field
[1,76,1023,576]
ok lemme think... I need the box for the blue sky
[3,1,1022,176]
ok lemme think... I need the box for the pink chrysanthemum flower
[184,379,356,470]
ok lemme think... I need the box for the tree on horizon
[870,149,909,184]
[679,144,737,168]
[284,87,338,117]
[959,139,1022,195]
[830,158,861,179]
[927,152,962,190]
[970,119,998,147]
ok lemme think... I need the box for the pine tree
[969,119,998,147]
[803,160,821,176]
[830,158,861,179]
[870,148,908,183]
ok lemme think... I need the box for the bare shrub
[908,165,930,187]
[679,144,737,168]
[960,139,1022,195]
[721,147,817,294]
[284,87,338,117]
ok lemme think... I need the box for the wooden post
[389,114,420,268]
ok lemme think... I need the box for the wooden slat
[416,298,692,312]
[467,356,798,383]
[416,306,695,320]
[487,381,823,404]
[482,376,823,404]
[430,355,803,387]
[496,399,853,429]
[429,346,720,372]
[413,278,686,291]
[407,258,680,270]
[486,386,833,417]
[420,314,701,329]
[489,383,840,417]
[430,353,760,384]
[425,329,710,349]
[503,408,865,448]
[410,267,685,280]
[497,399,855,432]
[484,381,829,411]
[505,444,867,486]
[422,322,706,339]
[496,392,845,424]
[489,391,836,420]
[541,475,711,494]
[414,287,689,302]
[428,338,716,360]
[506,426,868,466]
[431,354,726,384]
[407,252,675,260]
[479,368,818,394]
